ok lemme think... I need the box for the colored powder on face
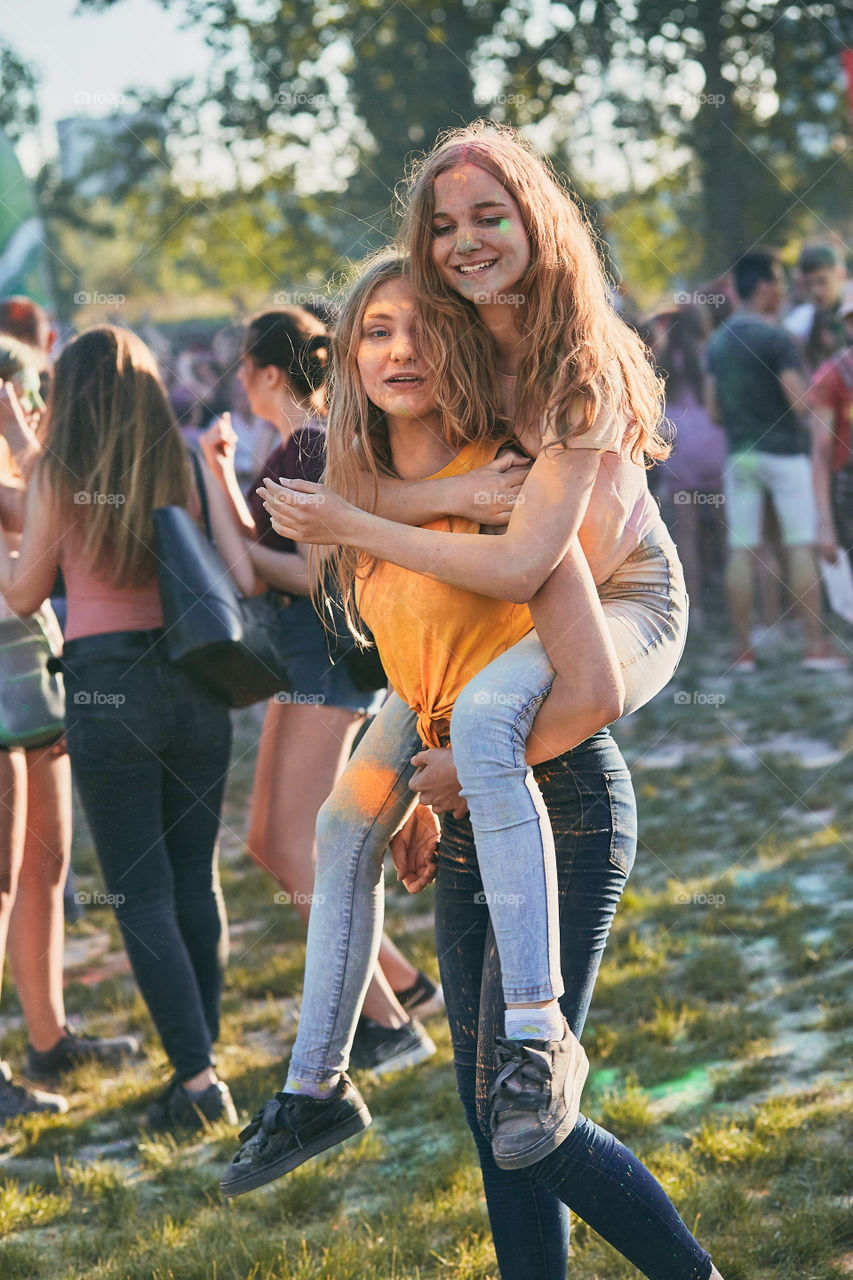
[499,218,510,234]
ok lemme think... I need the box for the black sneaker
[394,970,445,1019]
[145,1076,238,1133]
[26,1026,141,1082]
[0,1060,68,1120]
[488,1018,588,1170]
[219,1076,371,1198]
[349,1016,436,1075]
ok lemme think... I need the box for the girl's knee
[315,794,349,858]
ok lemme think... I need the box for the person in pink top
[809,283,853,569]
[262,123,689,1173]
[0,326,252,1132]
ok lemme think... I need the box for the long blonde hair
[39,326,190,587]
[401,120,668,463]
[316,252,415,640]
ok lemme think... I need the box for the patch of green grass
[1,632,850,1277]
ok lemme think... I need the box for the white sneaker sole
[361,1032,436,1077]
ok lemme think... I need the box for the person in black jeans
[61,636,232,1102]
[0,326,254,1130]
[434,731,713,1280]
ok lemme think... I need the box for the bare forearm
[811,450,835,527]
[206,463,257,537]
[250,543,310,595]
[373,472,461,524]
[344,505,560,602]
[809,410,836,527]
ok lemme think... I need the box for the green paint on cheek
[499,219,510,234]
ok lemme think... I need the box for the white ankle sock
[504,1005,565,1042]
[283,1072,341,1100]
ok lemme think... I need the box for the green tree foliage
[45,2,853,292]
[0,41,40,143]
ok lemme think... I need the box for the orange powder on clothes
[356,440,533,747]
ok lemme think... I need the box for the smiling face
[430,163,531,307]
[356,277,439,424]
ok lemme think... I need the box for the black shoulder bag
[152,453,291,707]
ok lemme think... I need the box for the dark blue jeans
[62,630,232,1080]
[435,729,712,1280]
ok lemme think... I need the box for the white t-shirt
[498,373,663,585]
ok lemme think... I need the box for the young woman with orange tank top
[221,257,723,1280]
[198,306,441,1075]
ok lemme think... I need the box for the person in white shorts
[707,248,848,673]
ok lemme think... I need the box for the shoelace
[489,1039,553,1119]
[237,1092,296,1149]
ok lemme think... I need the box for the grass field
[0,624,851,1279]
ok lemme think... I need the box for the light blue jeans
[286,528,687,1085]
[448,527,688,1003]
[286,691,422,1087]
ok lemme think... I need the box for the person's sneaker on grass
[488,1017,588,1170]
[145,1075,238,1133]
[219,1075,371,1198]
[394,970,444,1019]
[0,1060,68,1120]
[26,1026,141,1083]
[801,644,850,672]
[349,1016,435,1075]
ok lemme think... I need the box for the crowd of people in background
[0,146,848,1276]
[142,239,853,677]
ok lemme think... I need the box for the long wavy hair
[401,120,668,463]
[39,326,190,587]
[317,250,444,641]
